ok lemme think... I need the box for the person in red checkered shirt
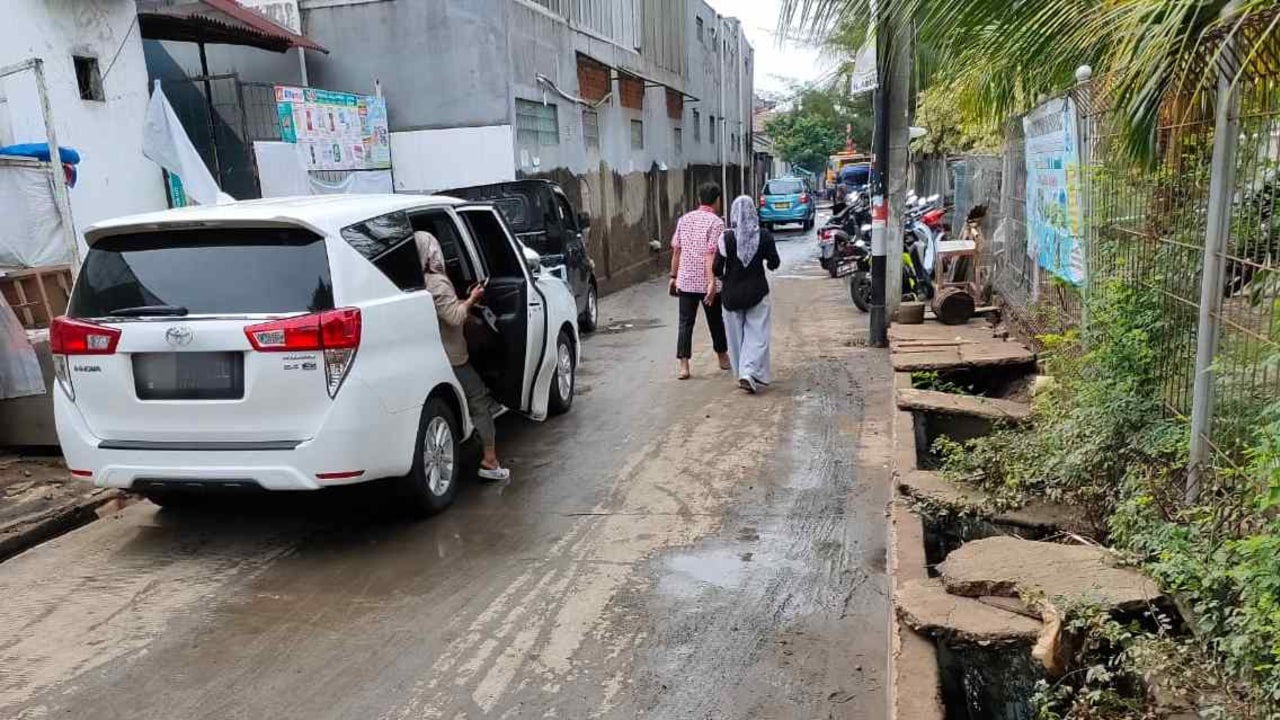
[669,182,730,380]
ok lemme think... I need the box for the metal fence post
[1074,67,1093,333]
[1187,49,1241,504]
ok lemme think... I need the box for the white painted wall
[0,0,167,256]
[390,125,517,193]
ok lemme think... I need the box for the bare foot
[677,360,691,380]
[718,353,731,371]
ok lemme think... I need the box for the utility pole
[884,18,912,321]
[719,16,727,217]
[868,6,891,347]
[738,24,745,198]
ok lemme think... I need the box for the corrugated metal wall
[641,0,686,75]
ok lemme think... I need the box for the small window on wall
[630,119,644,150]
[696,16,704,42]
[583,108,600,149]
[73,56,104,101]
[674,128,683,155]
[709,115,717,144]
[693,110,701,141]
[516,99,560,146]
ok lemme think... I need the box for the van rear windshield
[69,228,333,317]
[764,180,805,195]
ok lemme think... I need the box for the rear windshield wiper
[107,305,189,317]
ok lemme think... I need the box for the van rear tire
[397,398,461,516]
[548,330,575,416]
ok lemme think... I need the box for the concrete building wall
[305,0,512,131]
[134,0,753,292]
[0,0,167,252]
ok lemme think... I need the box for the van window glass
[460,209,524,278]
[411,210,476,295]
[341,211,421,291]
[555,194,577,233]
[69,228,333,317]
[764,179,805,195]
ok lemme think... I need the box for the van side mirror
[577,211,591,229]
[521,245,543,277]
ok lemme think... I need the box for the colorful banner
[274,85,391,171]
[1023,96,1085,285]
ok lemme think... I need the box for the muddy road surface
[0,220,893,719]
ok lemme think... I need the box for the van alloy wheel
[399,397,461,516]
[580,284,599,332]
[556,343,573,400]
[549,330,575,415]
[423,416,455,497]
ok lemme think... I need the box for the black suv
[442,180,598,332]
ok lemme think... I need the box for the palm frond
[778,0,1280,162]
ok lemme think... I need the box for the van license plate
[133,352,244,400]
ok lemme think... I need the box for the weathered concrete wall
[305,0,512,131]
[137,0,754,295]
[0,0,167,248]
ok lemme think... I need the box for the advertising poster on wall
[273,85,391,171]
[1023,96,1086,285]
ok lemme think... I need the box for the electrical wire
[100,16,139,84]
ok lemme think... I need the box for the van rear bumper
[54,390,416,492]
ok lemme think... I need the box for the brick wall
[576,54,610,103]
[619,74,644,110]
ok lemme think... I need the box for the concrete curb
[0,489,135,563]
[888,370,945,720]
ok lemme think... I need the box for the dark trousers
[677,291,728,359]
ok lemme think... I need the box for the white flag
[142,80,234,206]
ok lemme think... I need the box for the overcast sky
[705,0,830,97]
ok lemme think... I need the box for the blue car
[758,177,816,232]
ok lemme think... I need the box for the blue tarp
[0,143,81,165]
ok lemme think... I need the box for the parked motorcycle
[819,191,871,278]
[846,193,946,311]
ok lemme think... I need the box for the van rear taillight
[245,309,361,398]
[51,317,122,401]
[50,317,120,355]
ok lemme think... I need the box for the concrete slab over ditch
[889,320,1036,372]
[896,578,1043,645]
[896,388,1031,423]
[939,536,1163,613]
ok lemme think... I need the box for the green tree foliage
[779,0,1280,163]
[910,81,1003,157]
[763,86,872,174]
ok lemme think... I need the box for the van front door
[456,207,545,414]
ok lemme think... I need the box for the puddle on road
[599,318,665,334]
[660,547,749,596]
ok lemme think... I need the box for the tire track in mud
[384,392,787,718]
[0,510,301,712]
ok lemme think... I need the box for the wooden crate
[0,265,72,329]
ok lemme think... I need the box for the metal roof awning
[137,0,328,54]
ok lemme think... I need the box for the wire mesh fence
[948,49,1280,470]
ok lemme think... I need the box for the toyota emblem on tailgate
[165,326,193,347]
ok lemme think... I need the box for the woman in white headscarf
[713,195,780,393]
[415,230,510,480]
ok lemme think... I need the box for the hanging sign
[1023,96,1085,285]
